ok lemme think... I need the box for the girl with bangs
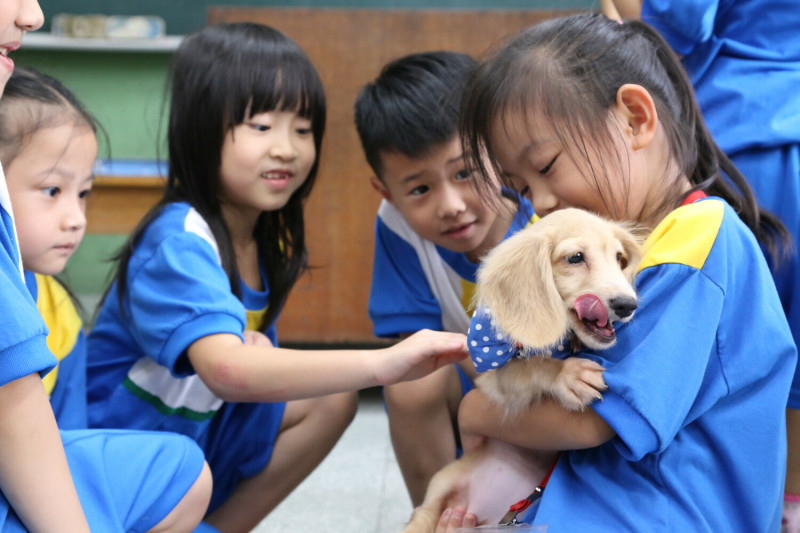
[86,22,468,533]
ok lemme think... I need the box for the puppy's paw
[551,358,607,411]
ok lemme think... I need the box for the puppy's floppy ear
[613,222,645,283]
[476,224,569,350]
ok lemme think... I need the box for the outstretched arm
[0,374,91,533]
[188,328,468,402]
[457,388,616,453]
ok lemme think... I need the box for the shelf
[23,32,183,52]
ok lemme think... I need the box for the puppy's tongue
[574,294,608,327]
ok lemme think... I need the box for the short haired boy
[354,51,536,506]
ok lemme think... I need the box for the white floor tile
[252,390,413,533]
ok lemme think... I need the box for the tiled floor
[252,388,414,533]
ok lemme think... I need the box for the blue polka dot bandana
[468,306,519,373]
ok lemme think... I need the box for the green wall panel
[14,48,170,161]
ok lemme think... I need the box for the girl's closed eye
[538,155,558,175]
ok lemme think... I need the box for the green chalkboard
[38,0,597,35]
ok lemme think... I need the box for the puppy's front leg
[479,357,605,413]
[546,357,606,411]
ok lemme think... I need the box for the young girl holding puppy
[437,13,796,532]
[85,22,467,533]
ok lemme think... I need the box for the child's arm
[457,387,616,452]
[0,374,91,533]
[187,328,468,402]
[601,0,642,19]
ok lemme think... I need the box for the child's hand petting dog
[374,329,469,386]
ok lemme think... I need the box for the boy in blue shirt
[354,51,536,506]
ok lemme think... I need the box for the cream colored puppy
[401,208,644,533]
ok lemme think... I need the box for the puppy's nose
[610,296,638,319]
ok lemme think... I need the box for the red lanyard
[500,453,559,525]
[681,190,707,207]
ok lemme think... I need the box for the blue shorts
[203,400,286,512]
[732,144,800,407]
[0,429,205,532]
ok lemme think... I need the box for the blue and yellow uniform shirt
[0,171,53,387]
[527,197,796,532]
[27,272,88,429]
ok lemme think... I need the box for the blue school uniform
[86,201,285,512]
[0,169,205,532]
[642,0,800,406]
[522,197,795,531]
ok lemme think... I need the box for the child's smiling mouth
[443,221,476,238]
[260,169,293,180]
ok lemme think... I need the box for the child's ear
[369,176,393,202]
[614,84,657,150]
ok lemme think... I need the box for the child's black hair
[461,13,790,263]
[0,65,103,165]
[354,51,477,178]
[111,22,327,330]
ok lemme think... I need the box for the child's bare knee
[321,390,358,426]
[385,367,457,414]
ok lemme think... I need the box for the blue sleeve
[369,217,443,337]
[591,264,724,460]
[642,0,720,55]
[50,330,88,429]
[126,232,246,375]
[0,236,54,385]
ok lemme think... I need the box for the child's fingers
[461,510,478,528]
[433,350,469,369]
[435,506,478,532]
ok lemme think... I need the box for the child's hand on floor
[374,329,468,385]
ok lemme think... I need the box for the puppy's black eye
[567,252,584,264]
[617,252,629,270]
